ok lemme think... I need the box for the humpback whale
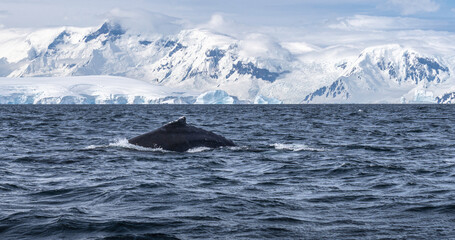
[128,117,235,152]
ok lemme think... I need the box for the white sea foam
[227,146,245,151]
[108,138,170,152]
[187,147,212,153]
[85,138,168,152]
[86,139,238,153]
[84,145,105,150]
[272,143,325,152]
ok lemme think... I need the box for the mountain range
[0,21,454,104]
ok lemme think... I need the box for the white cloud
[103,9,183,35]
[387,0,439,15]
[329,15,441,31]
[238,33,292,61]
[200,14,236,32]
[207,14,226,29]
[197,14,253,38]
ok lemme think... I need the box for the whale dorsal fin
[165,116,187,128]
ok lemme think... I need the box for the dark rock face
[206,49,226,68]
[403,53,449,84]
[128,117,235,152]
[226,61,283,83]
[139,40,152,46]
[84,22,125,43]
[156,40,186,57]
[303,79,348,103]
[48,31,70,51]
[436,92,455,104]
[377,52,449,84]
[168,43,185,57]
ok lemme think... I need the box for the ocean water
[1,105,455,239]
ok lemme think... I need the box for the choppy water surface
[1,105,455,239]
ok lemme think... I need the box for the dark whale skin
[128,117,235,152]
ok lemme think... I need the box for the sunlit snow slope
[0,20,454,104]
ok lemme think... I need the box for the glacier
[254,95,282,104]
[0,76,198,104]
[195,90,238,104]
[0,20,454,104]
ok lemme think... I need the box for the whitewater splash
[87,141,323,153]
[85,138,169,152]
[86,139,218,153]
[272,143,326,152]
[187,147,212,153]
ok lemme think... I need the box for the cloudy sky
[0,0,454,50]
[0,0,453,29]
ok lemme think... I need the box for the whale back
[164,116,187,128]
[128,117,235,152]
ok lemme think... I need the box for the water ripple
[0,105,454,239]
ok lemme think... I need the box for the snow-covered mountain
[303,45,453,103]
[0,21,291,102]
[0,20,454,104]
